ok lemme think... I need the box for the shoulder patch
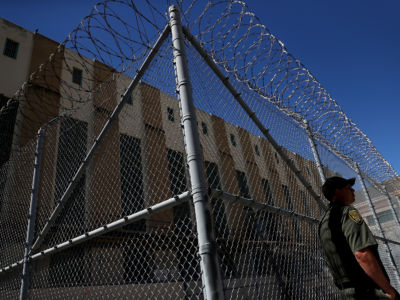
[348,210,363,225]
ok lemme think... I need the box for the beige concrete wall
[89,60,121,226]
[224,123,246,172]
[197,110,219,164]
[117,74,143,139]
[211,115,246,241]
[140,83,173,227]
[160,92,185,153]
[18,33,63,146]
[238,128,264,203]
[59,48,93,121]
[294,153,322,217]
[0,18,33,98]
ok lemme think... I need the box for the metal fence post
[169,6,225,300]
[355,164,400,286]
[19,128,45,300]
[304,120,326,183]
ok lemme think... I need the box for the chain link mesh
[0,265,22,299]
[1,0,400,299]
[27,209,201,299]
[210,197,339,299]
[0,139,36,267]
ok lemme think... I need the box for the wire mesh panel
[27,39,192,253]
[0,138,36,268]
[384,241,400,288]
[363,177,400,240]
[376,240,400,291]
[1,1,400,299]
[315,139,370,204]
[184,39,325,222]
[0,265,22,300]
[26,205,201,300]
[210,196,340,299]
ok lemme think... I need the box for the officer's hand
[385,292,395,300]
[385,287,400,300]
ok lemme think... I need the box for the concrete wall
[0,18,33,98]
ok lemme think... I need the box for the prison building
[0,29,325,296]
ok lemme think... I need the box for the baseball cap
[322,176,355,201]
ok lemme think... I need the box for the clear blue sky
[1,0,399,175]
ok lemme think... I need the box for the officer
[319,176,400,299]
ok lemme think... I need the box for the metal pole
[19,128,45,300]
[304,120,326,183]
[355,164,400,286]
[169,6,225,300]
[30,24,171,254]
[382,185,400,232]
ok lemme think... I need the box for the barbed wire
[1,0,396,182]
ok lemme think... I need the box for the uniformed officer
[319,176,400,299]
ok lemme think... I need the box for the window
[0,95,19,169]
[54,118,87,228]
[377,210,394,224]
[230,134,237,147]
[126,93,133,105]
[300,190,310,215]
[201,122,208,135]
[260,180,282,242]
[167,107,174,122]
[72,67,82,85]
[124,242,153,283]
[282,185,293,210]
[205,162,228,238]
[120,134,145,231]
[167,150,187,196]
[3,38,19,59]
[366,211,395,226]
[49,246,85,287]
[274,152,280,164]
[236,171,251,198]
[167,149,190,233]
[366,215,375,226]
[254,144,260,156]
[365,212,394,226]
[261,179,273,205]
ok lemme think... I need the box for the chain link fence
[1,1,400,299]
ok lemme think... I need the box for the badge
[348,210,363,225]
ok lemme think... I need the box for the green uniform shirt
[319,203,389,288]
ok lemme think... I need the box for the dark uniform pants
[340,287,391,299]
